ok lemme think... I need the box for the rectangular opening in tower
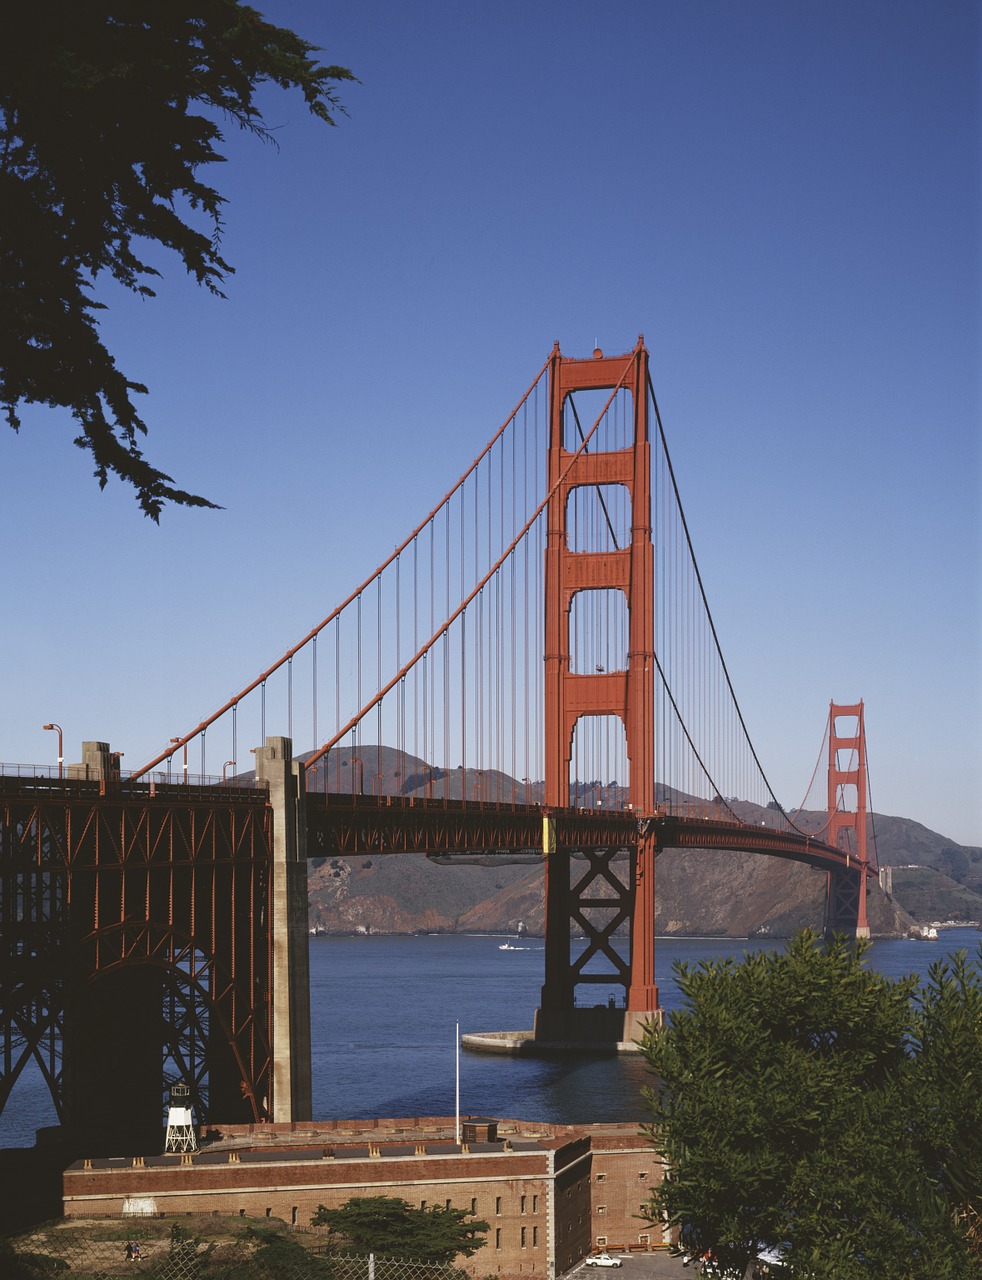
[562,387,634,454]
[569,589,629,676]
[565,484,632,552]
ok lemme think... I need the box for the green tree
[1,2,354,518]
[241,1226,334,1278]
[311,1195,489,1263]
[909,949,982,1264]
[641,932,982,1279]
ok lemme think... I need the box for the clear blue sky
[2,0,979,845]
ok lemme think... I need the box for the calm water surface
[3,929,980,1148]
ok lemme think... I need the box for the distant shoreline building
[63,1115,671,1277]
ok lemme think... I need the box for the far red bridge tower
[826,700,871,939]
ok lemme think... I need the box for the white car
[585,1254,622,1268]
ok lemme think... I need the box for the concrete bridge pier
[255,737,312,1123]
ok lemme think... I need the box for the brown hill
[307,845,919,939]
[261,746,981,939]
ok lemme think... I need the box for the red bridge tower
[536,338,660,1045]
[826,700,872,939]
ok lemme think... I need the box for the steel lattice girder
[306,794,857,873]
[654,815,867,873]
[305,793,641,855]
[0,777,275,1133]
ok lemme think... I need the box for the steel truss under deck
[0,775,274,1154]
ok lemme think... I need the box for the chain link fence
[4,1224,475,1280]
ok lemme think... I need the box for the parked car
[585,1253,623,1267]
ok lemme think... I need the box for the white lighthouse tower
[164,1082,197,1153]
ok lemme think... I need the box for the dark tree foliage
[242,1226,334,1278]
[311,1195,489,1263]
[909,948,982,1259]
[0,2,354,518]
[642,932,982,1279]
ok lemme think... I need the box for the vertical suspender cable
[394,555,401,766]
[334,615,341,792]
[356,593,362,755]
[413,538,419,767]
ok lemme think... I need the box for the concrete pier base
[462,1030,638,1055]
[255,737,312,1123]
[462,1005,662,1057]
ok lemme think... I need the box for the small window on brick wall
[638,1170,648,1181]
[495,1228,501,1250]
[596,1236,607,1248]
[471,1198,477,1214]
[596,1172,606,1182]
[496,1196,502,1215]
[597,1206,606,1216]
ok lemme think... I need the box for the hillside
[308,845,938,940]
[299,746,981,939]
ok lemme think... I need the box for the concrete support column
[69,741,114,781]
[254,737,312,1122]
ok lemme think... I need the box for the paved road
[565,1251,693,1280]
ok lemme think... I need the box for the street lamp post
[42,723,63,779]
[222,760,235,782]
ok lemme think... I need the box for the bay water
[2,929,979,1149]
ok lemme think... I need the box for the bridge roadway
[305,790,862,874]
[0,771,859,873]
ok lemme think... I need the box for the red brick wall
[63,1118,668,1275]
[587,1134,666,1251]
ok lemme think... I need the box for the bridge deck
[304,791,863,873]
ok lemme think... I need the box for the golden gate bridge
[0,338,874,1153]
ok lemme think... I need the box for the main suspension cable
[648,371,799,829]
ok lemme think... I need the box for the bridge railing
[0,762,267,799]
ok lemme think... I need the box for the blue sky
[2,0,979,845]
